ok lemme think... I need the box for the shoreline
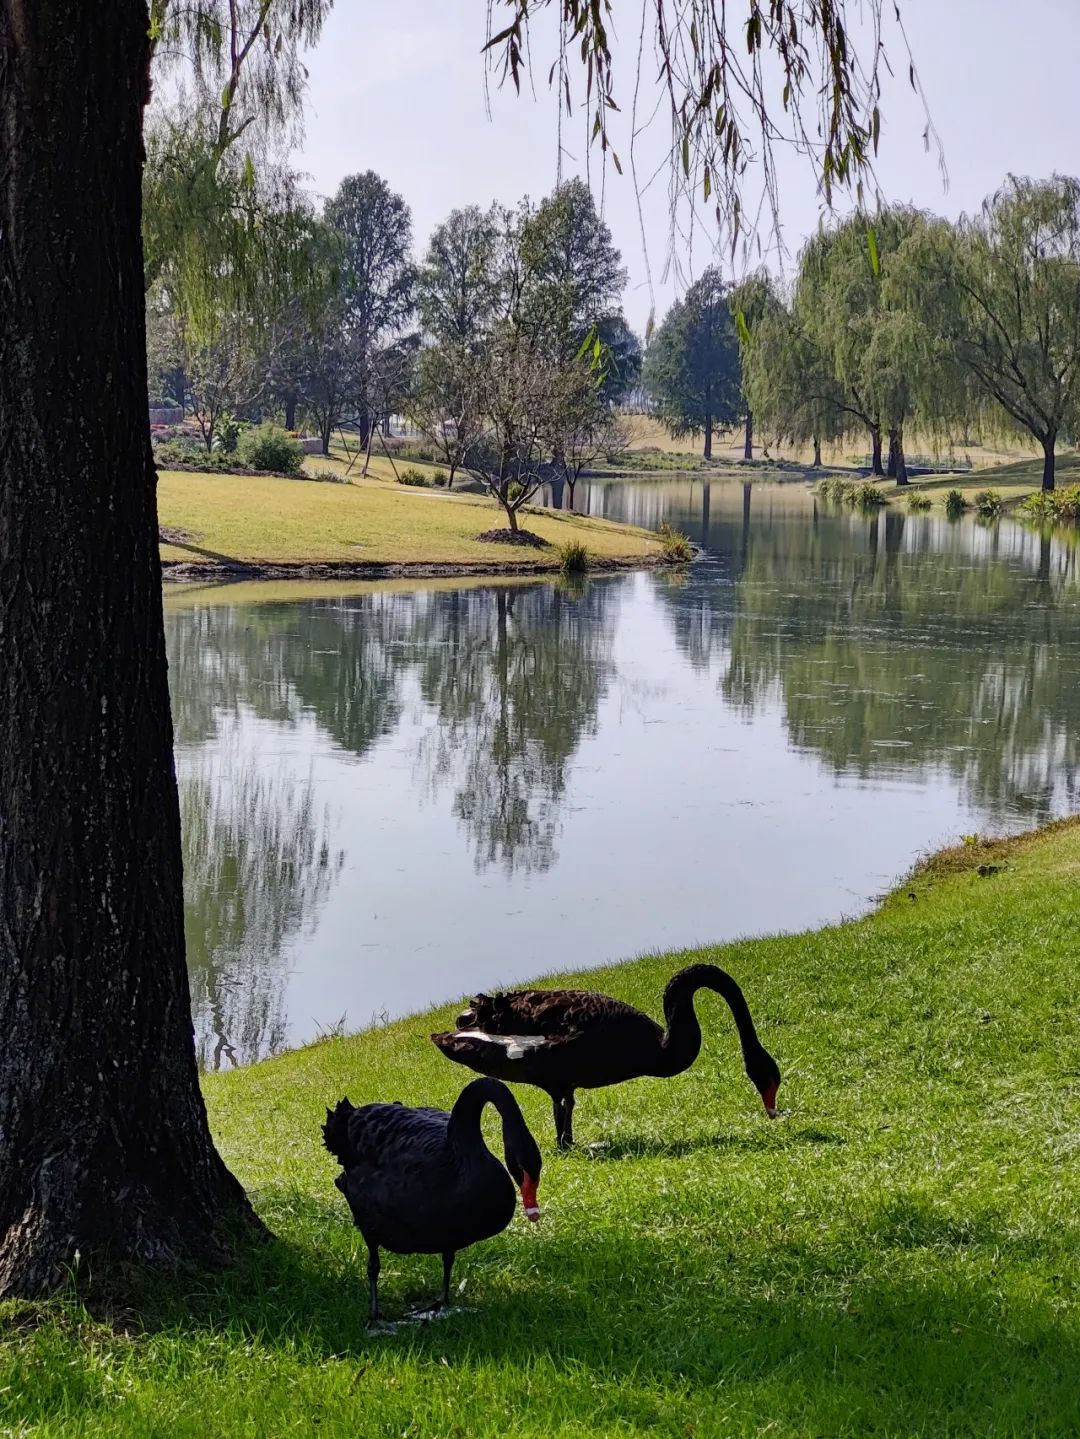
[160,549,676,583]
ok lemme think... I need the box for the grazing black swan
[431,963,781,1149]
[322,1076,542,1324]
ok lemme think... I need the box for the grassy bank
[883,452,1080,507]
[157,468,663,574]
[3,820,1080,1435]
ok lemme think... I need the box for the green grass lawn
[884,451,1080,507]
[3,821,1080,1435]
[158,467,663,571]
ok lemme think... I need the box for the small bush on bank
[849,479,888,509]
[238,424,302,475]
[658,521,694,562]
[432,470,449,487]
[398,468,430,487]
[907,492,933,511]
[815,476,887,509]
[945,488,969,518]
[1018,485,1080,525]
[973,489,1004,519]
[557,539,591,575]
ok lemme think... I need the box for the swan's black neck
[657,964,763,1076]
[447,1077,530,1160]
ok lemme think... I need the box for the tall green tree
[324,172,416,445]
[741,302,845,466]
[143,1,331,293]
[899,177,1080,491]
[795,209,947,481]
[730,272,782,459]
[518,178,627,352]
[643,268,742,458]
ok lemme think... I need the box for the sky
[292,0,1079,333]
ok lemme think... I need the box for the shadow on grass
[163,538,252,569]
[66,1185,1079,1434]
[578,1125,846,1161]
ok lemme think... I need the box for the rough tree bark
[888,427,908,485]
[869,427,884,476]
[0,0,261,1298]
[1041,432,1057,493]
[743,409,753,461]
[812,436,822,468]
[703,414,713,460]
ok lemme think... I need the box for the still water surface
[166,480,1080,1067]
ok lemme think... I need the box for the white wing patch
[455,1030,549,1060]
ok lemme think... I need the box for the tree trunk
[1042,433,1057,492]
[887,430,899,478]
[812,436,822,468]
[0,0,260,1298]
[870,426,884,476]
[320,413,333,456]
[566,479,577,511]
[703,414,713,461]
[743,409,753,461]
[284,394,297,432]
[894,430,908,486]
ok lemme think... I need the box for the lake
[165,478,1080,1068]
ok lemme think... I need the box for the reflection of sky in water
[167,481,1080,1064]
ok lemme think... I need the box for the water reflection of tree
[167,581,619,1059]
[181,748,344,1069]
[656,503,1080,820]
[407,582,619,873]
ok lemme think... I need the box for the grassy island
[157,463,663,577]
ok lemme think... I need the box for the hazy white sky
[293,0,1079,331]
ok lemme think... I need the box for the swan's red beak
[519,1173,540,1221]
[761,1081,779,1118]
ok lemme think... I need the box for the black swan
[322,1076,542,1324]
[431,963,781,1148]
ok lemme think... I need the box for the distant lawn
[157,468,663,572]
[883,451,1080,507]
[1,818,1078,1435]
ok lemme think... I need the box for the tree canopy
[642,268,743,458]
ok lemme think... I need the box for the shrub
[212,415,242,455]
[432,470,449,487]
[973,489,1003,519]
[848,479,888,510]
[506,480,526,504]
[556,539,591,575]
[238,423,302,474]
[907,492,932,512]
[398,467,430,487]
[944,488,968,518]
[1017,485,1080,526]
[153,442,230,471]
[657,520,694,563]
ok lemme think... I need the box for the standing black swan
[323,1077,542,1324]
[431,963,781,1149]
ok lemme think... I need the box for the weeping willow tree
[143,0,331,278]
[486,1,934,279]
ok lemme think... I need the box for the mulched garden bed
[475,528,550,547]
